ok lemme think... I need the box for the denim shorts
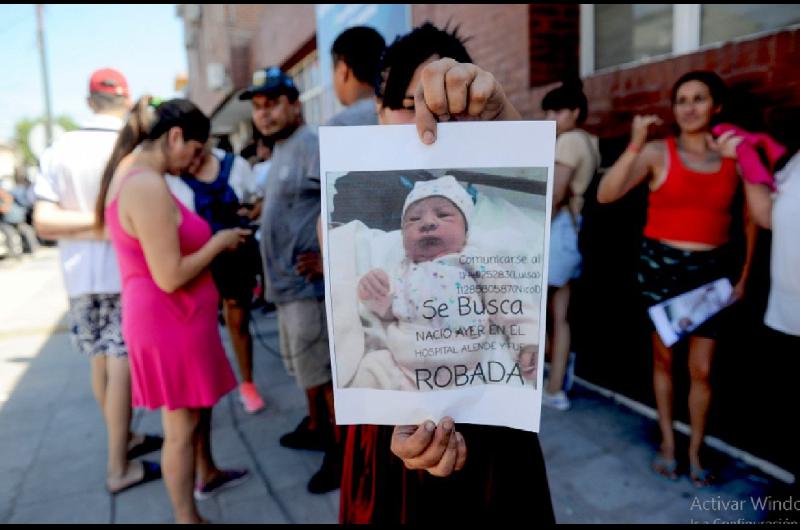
[548,209,582,288]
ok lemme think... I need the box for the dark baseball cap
[239,66,299,100]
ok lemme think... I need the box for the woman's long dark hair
[94,97,210,228]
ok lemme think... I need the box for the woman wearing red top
[597,71,754,488]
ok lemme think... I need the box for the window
[582,4,800,75]
[700,4,800,46]
[594,4,673,71]
[287,51,324,127]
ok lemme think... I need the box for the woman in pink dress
[95,97,251,523]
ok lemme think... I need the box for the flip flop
[127,434,164,460]
[651,454,679,481]
[107,460,162,495]
[690,465,715,488]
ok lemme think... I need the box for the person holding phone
[181,144,266,415]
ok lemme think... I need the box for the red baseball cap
[89,68,129,97]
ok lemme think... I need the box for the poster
[319,121,555,432]
[648,278,734,348]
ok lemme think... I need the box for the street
[0,249,779,523]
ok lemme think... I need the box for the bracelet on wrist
[627,143,642,154]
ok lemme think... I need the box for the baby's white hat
[402,175,474,227]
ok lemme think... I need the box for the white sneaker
[542,390,571,411]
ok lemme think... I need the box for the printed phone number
[457,284,541,295]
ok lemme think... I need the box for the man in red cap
[88,68,130,98]
[33,68,164,494]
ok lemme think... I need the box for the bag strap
[217,152,235,184]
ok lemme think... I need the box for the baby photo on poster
[328,169,546,392]
[319,122,554,432]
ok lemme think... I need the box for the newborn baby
[357,175,539,390]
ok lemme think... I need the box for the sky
[0,4,187,144]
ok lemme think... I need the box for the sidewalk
[0,249,779,523]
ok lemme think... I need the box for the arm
[33,201,102,239]
[357,269,395,320]
[552,162,575,210]
[122,173,249,293]
[731,206,759,302]
[597,115,663,204]
[0,188,12,214]
[709,131,758,301]
[742,182,773,229]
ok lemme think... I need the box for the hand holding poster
[319,121,555,432]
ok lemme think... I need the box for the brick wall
[250,5,316,72]
[528,4,579,88]
[187,5,230,114]
[180,5,266,115]
[583,28,800,147]
[412,4,579,119]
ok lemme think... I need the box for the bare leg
[104,356,133,486]
[162,407,203,524]
[92,355,148,492]
[546,284,572,394]
[90,355,107,412]
[652,332,676,462]
[194,408,221,485]
[687,336,715,473]
[223,299,253,383]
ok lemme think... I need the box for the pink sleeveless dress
[105,170,237,410]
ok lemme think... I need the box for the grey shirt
[259,124,323,303]
[325,97,378,126]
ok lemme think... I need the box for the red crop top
[643,137,739,246]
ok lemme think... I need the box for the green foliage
[13,115,78,165]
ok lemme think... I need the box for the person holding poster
[597,71,756,487]
[334,23,555,524]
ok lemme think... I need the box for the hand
[357,269,393,317]
[630,115,663,149]
[390,417,467,477]
[728,279,746,304]
[213,227,251,251]
[706,130,744,160]
[518,345,539,381]
[414,58,521,145]
[295,251,323,282]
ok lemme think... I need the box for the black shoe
[279,416,328,451]
[307,447,342,494]
[126,434,164,460]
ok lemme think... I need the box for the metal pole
[35,4,54,146]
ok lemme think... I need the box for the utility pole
[35,4,54,146]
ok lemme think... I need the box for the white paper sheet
[648,278,734,348]
[319,121,555,432]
